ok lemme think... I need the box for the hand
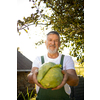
[33,69,47,89]
[52,70,68,90]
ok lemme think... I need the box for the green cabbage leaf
[37,62,63,88]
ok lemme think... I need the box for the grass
[17,87,36,100]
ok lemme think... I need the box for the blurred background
[17,0,84,100]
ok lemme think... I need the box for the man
[27,31,79,100]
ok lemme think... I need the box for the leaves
[17,0,84,62]
[47,0,84,62]
[24,29,28,33]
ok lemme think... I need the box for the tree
[17,0,84,63]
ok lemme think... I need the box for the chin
[48,49,57,54]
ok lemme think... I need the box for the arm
[27,67,38,84]
[27,67,47,89]
[52,56,79,90]
[52,69,79,90]
[66,69,79,86]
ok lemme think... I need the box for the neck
[47,52,59,59]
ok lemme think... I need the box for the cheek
[56,43,60,47]
[58,42,60,47]
[58,43,60,47]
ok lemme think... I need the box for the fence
[70,76,84,100]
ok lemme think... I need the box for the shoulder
[32,55,43,68]
[60,54,73,61]
[64,55,73,61]
[61,54,75,70]
[33,54,46,63]
[32,55,42,65]
[33,56,41,61]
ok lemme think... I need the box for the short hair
[46,31,60,41]
[47,31,60,37]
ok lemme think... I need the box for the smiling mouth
[49,45,56,48]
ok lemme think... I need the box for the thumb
[61,70,66,74]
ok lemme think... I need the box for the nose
[52,40,55,45]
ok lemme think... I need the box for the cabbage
[37,62,63,88]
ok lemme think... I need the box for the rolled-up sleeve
[32,56,41,68]
[63,56,75,70]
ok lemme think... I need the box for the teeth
[50,45,56,47]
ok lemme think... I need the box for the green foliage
[46,0,84,63]
[17,87,35,100]
[75,62,84,77]
[75,67,84,77]
[17,0,84,63]
[17,92,26,100]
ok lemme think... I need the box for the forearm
[66,73,79,86]
[27,73,34,84]
[27,67,39,84]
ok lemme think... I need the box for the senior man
[27,31,79,100]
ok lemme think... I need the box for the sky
[17,0,76,62]
[17,0,33,20]
[17,0,49,61]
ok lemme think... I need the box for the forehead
[47,34,59,39]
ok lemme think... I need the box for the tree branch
[18,22,51,30]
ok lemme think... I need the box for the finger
[61,70,67,74]
[52,82,65,90]
[52,80,65,90]
[52,71,67,90]
[35,80,47,89]
[36,82,47,89]
[33,72,47,89]
[52,86,61,90]
[52,83,63,90]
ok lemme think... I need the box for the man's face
[45,34,61,54]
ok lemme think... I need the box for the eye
[55,39,59,42]
[49,39,52,41]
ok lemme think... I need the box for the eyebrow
[48,38,59,41]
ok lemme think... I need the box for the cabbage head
[37,62,63,88]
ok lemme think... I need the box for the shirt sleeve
[64,56,75,70]
[32,56,41,68]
